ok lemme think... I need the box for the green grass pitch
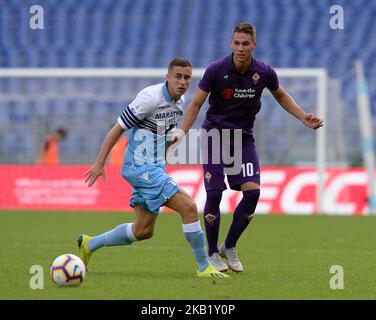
[0,210,375,299]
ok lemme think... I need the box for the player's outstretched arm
[181,88,209,133]
[85,123,125,187]
[271,85,324,130]
[167,88,208,156]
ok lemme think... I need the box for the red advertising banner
[0,165,372,215]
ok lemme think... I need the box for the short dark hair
[233,22,256,42]
[168,57,192,71]
[55,127,68,139]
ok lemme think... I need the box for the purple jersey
[199,54,279,135]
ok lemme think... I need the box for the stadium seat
[0,0,374,164]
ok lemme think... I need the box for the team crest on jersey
[222,88,233,100]
[205,172,212,183]
[131,104,141,114]
[205,213,216,225]
[252,73,260,84]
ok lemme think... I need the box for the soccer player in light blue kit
[78,58,228,278]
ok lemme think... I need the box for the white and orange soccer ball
[50,254,86,287]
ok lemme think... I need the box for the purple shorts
[201,129,260,191]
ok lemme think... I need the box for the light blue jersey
[117,81,184,214]
[118,81,184,166]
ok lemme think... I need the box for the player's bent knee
[206,190,223,205]
[134,228,154,241]
[187,200,198,216]
[182,200,199,223]
[140,231,153,240]
[135,231,153,241]
[190,200,198,213]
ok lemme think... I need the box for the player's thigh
[164,189,198,223]
[240,181,260,191]
[164,188,195,212]
[133,204,157,238]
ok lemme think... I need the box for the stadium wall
[0,165,372,215]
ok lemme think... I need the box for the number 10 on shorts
[241,163,254,177]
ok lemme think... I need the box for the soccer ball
[50,254,86,287]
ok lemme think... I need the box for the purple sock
[225,189,260,248]
[203,190,223,256]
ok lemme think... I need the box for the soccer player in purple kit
[168,22,323,272]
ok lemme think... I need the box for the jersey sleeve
[198,63,217,93]
[266,66,280,92]
[117,89,156,130]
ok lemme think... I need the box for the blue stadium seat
[0,0,375,163]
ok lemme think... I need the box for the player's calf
[133,204,157,240]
